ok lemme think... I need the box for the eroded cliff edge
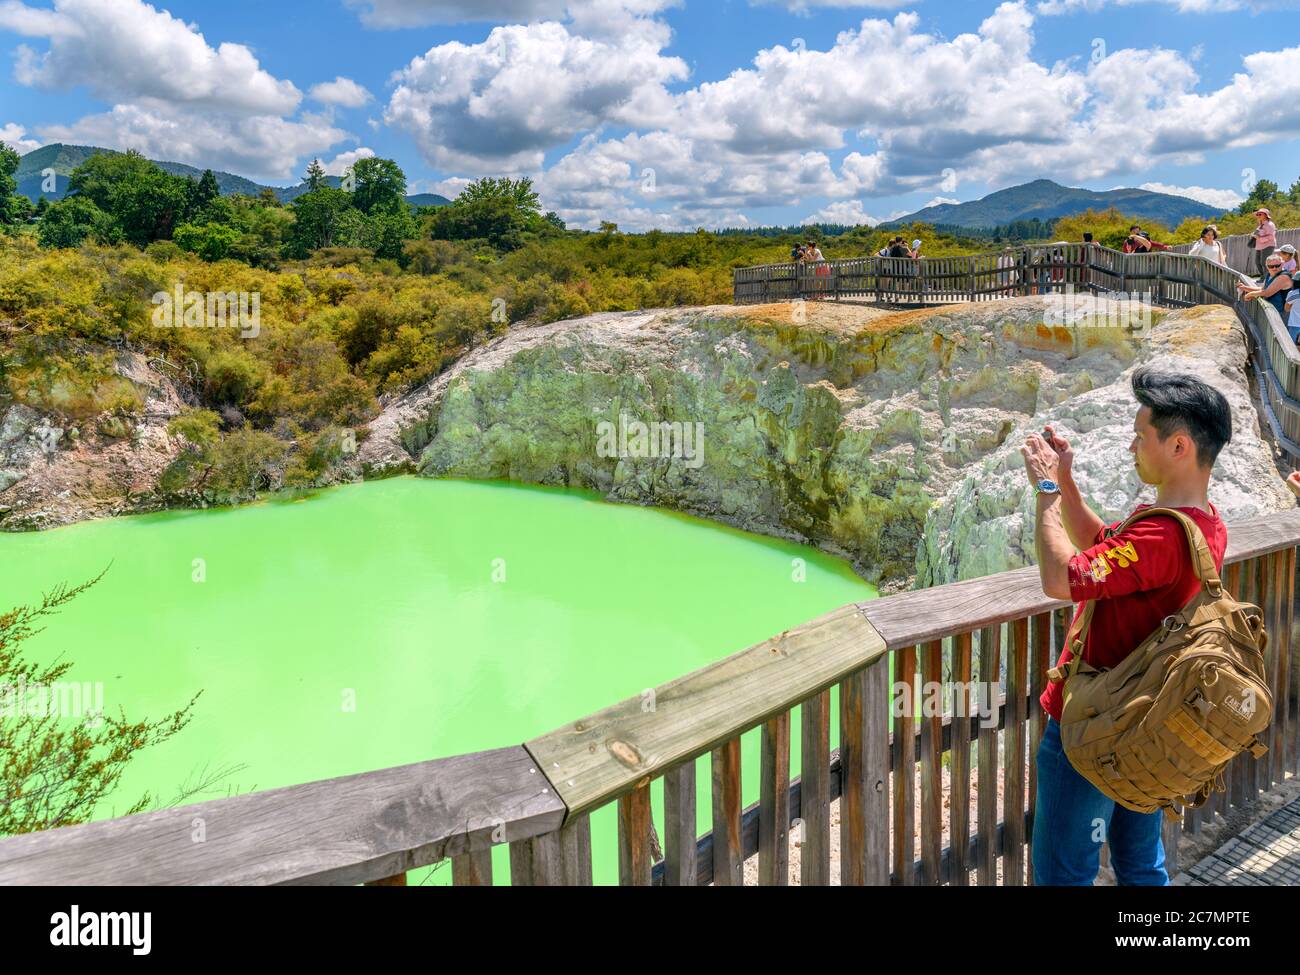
[358,296,1293,587]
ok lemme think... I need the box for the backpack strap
[1114,506,1222,597]
[1045,506,1221,685]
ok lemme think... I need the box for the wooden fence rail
[2,508,1297,886]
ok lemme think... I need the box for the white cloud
[3,0,354,179]
[1,0,300,114]
[323,146,377,175]
[801,200,882,225]
[753,0,913,11]
[347,0,680,33]
[0,122,42,154]
[1136,182,1243,210]
[921,196,961,209]
[384,20,687,170]
[1036,0,1262,13]
[310,77,373,108]
[410,176,472,198]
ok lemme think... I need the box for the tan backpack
[1048,507,1272,822]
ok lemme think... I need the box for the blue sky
[3,0,1300,229]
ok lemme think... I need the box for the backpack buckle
[1098,754,1121,779]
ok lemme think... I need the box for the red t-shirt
[1038,503,1227,721]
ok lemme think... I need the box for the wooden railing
[1,508,1296,886]
[734,242,1300,461]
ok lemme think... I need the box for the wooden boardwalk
[1175,795,1300,886]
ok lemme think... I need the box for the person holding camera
[1023,369,1232,885]
[1249,208,1277,278]
[1123,226,1152,254]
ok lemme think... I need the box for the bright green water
[2,476,876,883]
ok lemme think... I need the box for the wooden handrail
[0,746,564,885]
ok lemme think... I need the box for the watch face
[1038,479,1059,493]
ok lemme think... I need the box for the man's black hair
[1131,367,1232,468]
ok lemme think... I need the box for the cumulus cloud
[322,146,377,175]
[0,121,42,154]
[801,200,882,225]
[1036,0,1273,13]
[511,2,1300,227]
[1137,182,1244,210]
[346,0,680,33]
[2,0,300,114]
[384,20,687,170]
[2,0,353,179]
[310,77,373,108]
[753,0,913,11]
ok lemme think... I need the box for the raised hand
[1020,432,1060,486]
[1043,424,1075,484]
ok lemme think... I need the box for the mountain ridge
[881,178,1218,231]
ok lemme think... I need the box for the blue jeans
[1030,717,1169,886]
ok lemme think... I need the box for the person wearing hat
[1188,225,1225,266]
[1278,243,1297,275]
[1249,207,1277,279]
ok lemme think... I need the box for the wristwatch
[1035,479,1060,495]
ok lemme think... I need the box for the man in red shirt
[1020,367,1233,885]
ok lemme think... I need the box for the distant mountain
[13,144,451,209]
[881,179,1218,232]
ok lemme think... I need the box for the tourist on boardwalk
[1237,253,1292,318]
[1022,369,1233,885]
[910,238,924,294]
[808,241,829,298]
[1278,244,1298,275]
[997,246,1017,295]
[1249,208,1277,279]
[1123,226,1152,253]
[1188,225,1225,265]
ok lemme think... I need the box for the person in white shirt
[1187,225,1225,265]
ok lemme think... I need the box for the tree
[67,151,191,245]
[350,157,407,215]
[0,141,31,226]
[428,176,546,250]
[458,176,541,215]
[37,196,116,248]
[173,221,241,261]
[305,159,327,192]
[1,574,200,835]
[1238,178,1280,216]
[287,187,356,255]
[191,169,220,214]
